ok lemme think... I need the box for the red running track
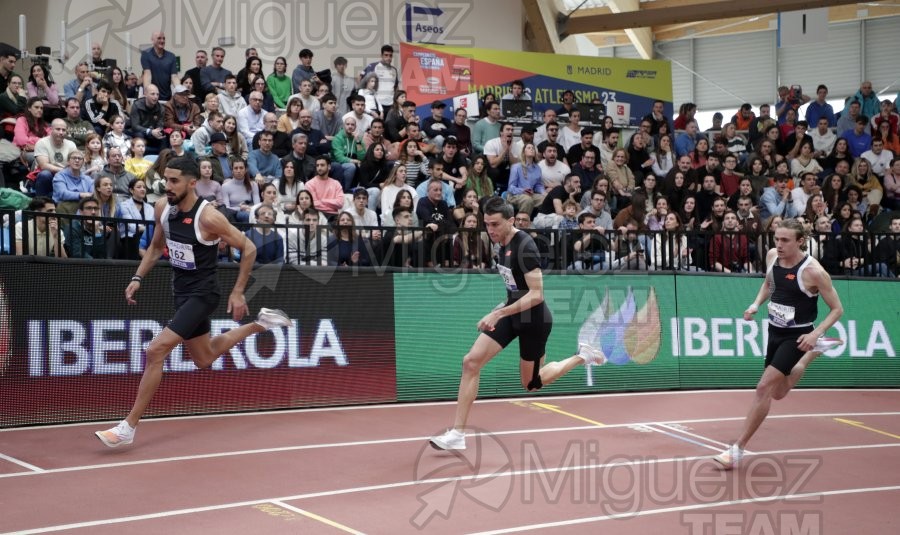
[1,389,898,534]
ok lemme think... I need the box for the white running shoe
[95,421,135,448]
[429,428,466,450]
[256,308,291,330]
[813,336,842,353]
[577,343,607,366]
[713,444,744,470]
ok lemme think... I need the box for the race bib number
[166,240,196,270]
[497,264,517,291]
[768,302,796,328]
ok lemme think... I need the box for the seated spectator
[506,142,545,216]
[861,138,894,179]
[877,120,900,157]
[313,93,341,140]
[32,119,77,197]
[839,216,889,277]
[102,114,131,157]
[305,156,344,217]
[130,84,166,154]
[14,97,50,162]
[849,159,883,204]
[0,74,26,125]
[83,133,107,176]
[382,206,425,267]
[882,158,900,211]
[194,158,225,206]
[809,116,837,160]
[675,119,701,158]
[278,96,303,134]
[579,189,614,230]
[708,210,753,273]
[191,111,224,156]
[472,101,501,154]
[870,99,899,137]
[63,62,95,103]
[164,84,202,139]
[808,214,842,275]
[27,64,61,120]
[51,150,94,215]
[568,212,608,271]
[759,175,797,221]
[93,174,119,220]
[873,214,900,277]
[248,182,288,225]
[651,134,675,178]
[285,207,329,265]
[15,196,66,257]
[251,112,291,158]
[610,219,650,270]
[606,148,635,203]
[267,56,291,110]
[237,91,266,146]
[66,196,108,259]
[534,173,582,229]
[82,81,123,135]
[248,130,282,183]
[330,115,366,190]
[465,155,494,199]
[416,178,457,266]
[327,211,371,266]
[124,138,152,179]
[347,187,380,237]
[217,75,246,117]
[653,212,696,271]
[450,212,490,269]
[222,114,249,161]
[96,146,137,201]
[221,159,260,222]
[381,165,418,227]
[246,204,284,265]
[790,141,823,179]
[782,120,814,159]
[844,116,873,158]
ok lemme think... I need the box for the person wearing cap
[759,174,797,221]
[164,84,202,138]
[207,132,234,182]
[422,100,453,151]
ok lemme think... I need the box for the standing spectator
[805,84,835,127]
[643,100,671,137]
[183,50,208,103]
[140,31,179,101]
[361,45,399,108]
[331,56,355,115]
[775,85,810,124]
[200,47,232,96]
[843,81,880,121]
[291,49,318,94]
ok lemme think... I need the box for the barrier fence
[1,258,896,427]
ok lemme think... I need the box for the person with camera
[776,85,810,125]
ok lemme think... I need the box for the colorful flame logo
[577,287,661,366]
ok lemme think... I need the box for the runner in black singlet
[95,156,291,448]
[714,218,844,469]
[430,197,607,451]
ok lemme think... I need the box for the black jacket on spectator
[252,130,292,159]
[281,152,316,181]
[130,98,164,136]
[289,126,330,156]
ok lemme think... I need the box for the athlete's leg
[124,327,184,427]
[735,365,789,449]
[183,322,267,369]
[452,334,503,430]
[518,354,586,391]
[773,350,821,400]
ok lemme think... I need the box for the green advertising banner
[395,273,899,401]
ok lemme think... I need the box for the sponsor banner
[400,43,673,125]
[394,273,899,400]
[0,260,396,427]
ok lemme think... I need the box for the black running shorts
[169,293,221,340]
[765,324,815,376]
[484,302,553,362]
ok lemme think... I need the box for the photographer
[776,85,810,125]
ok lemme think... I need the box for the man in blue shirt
[140,32,179,101]
[675,119,700,158]
[844,116,873,159]
[248,131,281,182]
[805,84,835,127]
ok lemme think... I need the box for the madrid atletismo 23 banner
[399,42,674,126]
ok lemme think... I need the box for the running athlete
[430,197,607,451]
[95,156,291,448]
[714,218,843,469]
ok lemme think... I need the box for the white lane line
[2,412,898,480]
[467,485,900,534]
[270,501,366,535]
[0,452,43,472]
[3,388,896,432]
[5,442,899,535]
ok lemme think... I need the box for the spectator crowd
[1,36,898,277]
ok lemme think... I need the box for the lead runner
[714,218,843,468]
[430,197,607,451]
[95,156,291,448]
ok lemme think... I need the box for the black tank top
[160,198,221,297]
[497,230,541,304]
[767,255,818,328]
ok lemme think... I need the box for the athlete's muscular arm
[478,269,544,332]
[202,207,257,321]
[125,200,168,305]
[798,262,843,351]
[744,248,778,321]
